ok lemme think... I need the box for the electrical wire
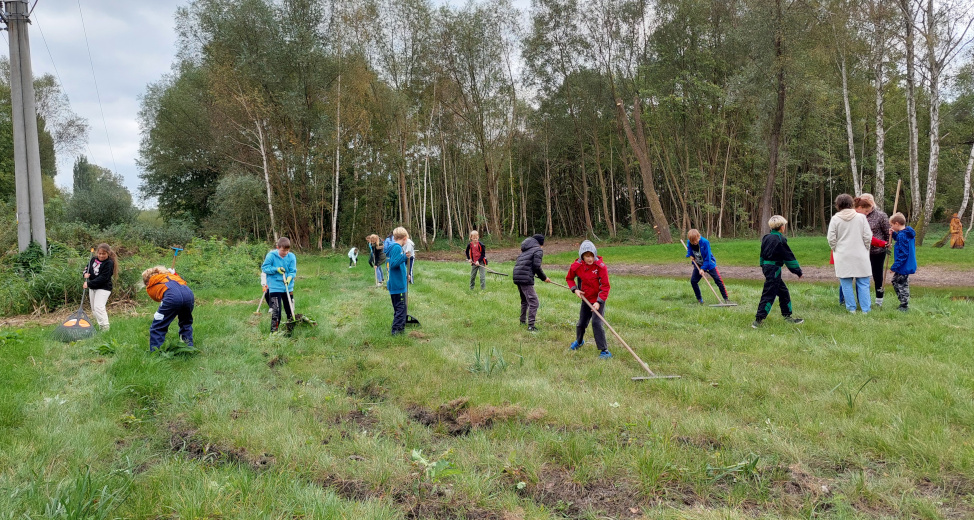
[76,0,119,175]
[32,9,98,162]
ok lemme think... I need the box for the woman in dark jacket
[512,234,551,331]
[858,194,891,305]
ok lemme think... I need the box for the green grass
[545,235,974,268]
[1,248,973,519]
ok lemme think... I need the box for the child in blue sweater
[889,212,917,312]
[386,227,413,335]
[261,237,297,333]
[685,229,730,304]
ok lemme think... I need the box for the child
[889,212,917,311]
[466,230,487,290]
[386,227,413,335]
[566,240,612,359]
[348,247,358,268]
[367,235,385,286]
[753,216,804,328]
[685,229,729,304]
[142,266,195,351]
[83,243,118,331]
[261,237,297,334]
[512,234,551,332]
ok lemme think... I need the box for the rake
[51,250,97,342]
[281,273,317,329]
[547,280,680,380]
[473,262,509,277]
[680,240,737,307]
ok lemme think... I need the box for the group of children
[80,201,917,354]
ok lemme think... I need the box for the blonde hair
[890,212,906,225]
[687,229,701,242]
[768,215,787,230]
[860,193,876,206]
[141,265,168,285]
[469,230,479,239]
[393,226,408,239]
[366,234,380,246]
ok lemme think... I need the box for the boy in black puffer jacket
[512,234,551,331]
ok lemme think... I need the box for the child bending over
[142,266,195,351]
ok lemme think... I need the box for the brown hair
[687,229,701,242]
[835,194,854,210]
[96,243,119,278]
[276,237,291,249]
[890,212,906,225]
[854,197,873,210]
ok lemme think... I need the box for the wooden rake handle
[546,280,660,378]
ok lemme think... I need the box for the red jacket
[566,256,610,303]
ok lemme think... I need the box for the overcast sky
[1,0,530,209]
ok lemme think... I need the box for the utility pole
[3,0,46,252]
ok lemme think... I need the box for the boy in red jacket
[566,240,612,359]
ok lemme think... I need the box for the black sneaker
[784,317,804,324]
[527,325,538,332]
[751,319,763,329]
[898,305,908,312]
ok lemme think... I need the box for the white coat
[828,209,872,278]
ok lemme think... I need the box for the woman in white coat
[828,193,873,313]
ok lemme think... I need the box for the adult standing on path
[828,194,873,314]
[857,194,891,306]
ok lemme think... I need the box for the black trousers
[390,293,407,334]
[268,292,294,333]
[755,265,792,320]
[576,301,607,351]
[690,267,728,301]
[870,252,886,298]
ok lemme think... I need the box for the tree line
[137,0,974,249]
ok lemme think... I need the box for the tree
[67,156,137,228]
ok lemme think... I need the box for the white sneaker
[876,298,883,307]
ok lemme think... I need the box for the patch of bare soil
[408,397,529,437]
[266,353,287,368]
[168,422,275,471]
[334,408,379,430]
[776,463,833,511]
[0,300,139,328]
[314,475,502,519]
[523,465,646,519]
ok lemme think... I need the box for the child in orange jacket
[566,240,612,359]
[142,266,195,351]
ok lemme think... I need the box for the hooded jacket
[827,208,872,278]
[566,240,610,304]
[890,226,917,275]
[685,237,717,271]
[512,236,546,285]
[145,272,190,302]
[386,241,409,294]
[262,250,297,293]
[86,257,115,291]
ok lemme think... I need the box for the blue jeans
[839,277,871,313]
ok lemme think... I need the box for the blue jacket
[261,250,297,293]
[685,237,717,270]
[890,227,917,275]
[386,242,409,294]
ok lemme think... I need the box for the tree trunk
[874,59,886,210]
[717,132,733,238]
[615,97,672,243]
[840,55,860,195]
[331,73,341,250]
[256,120,278,242]
[918,0,941,246]
[958,142,974,221]
[592,134,615,237]
[900,0,921,222]
[760,0,786,235]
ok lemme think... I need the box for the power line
[32,9,99,165]
[76,0,119,175]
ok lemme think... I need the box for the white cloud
[1,0,184,205]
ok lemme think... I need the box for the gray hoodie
[578,240,598,261]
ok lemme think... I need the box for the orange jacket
[146,272,188,302]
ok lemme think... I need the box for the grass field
[1,249,973,519]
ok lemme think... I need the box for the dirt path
[425,240,974,288]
